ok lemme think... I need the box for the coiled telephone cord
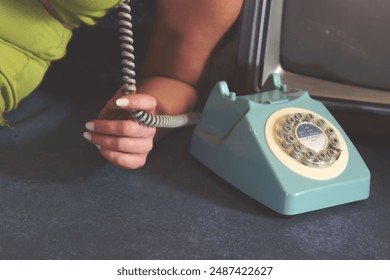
[117,0,201,128]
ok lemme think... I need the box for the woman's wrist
[137,76,198,116]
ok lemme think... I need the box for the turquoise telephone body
[115,2,370,215]
[190,74,370,215]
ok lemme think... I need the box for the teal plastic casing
[190,74,370,215]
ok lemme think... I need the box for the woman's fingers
[83,131,154,154]
[99,147,149,170]
[85,119,156,138]
[88,89,159,169]
[104,92,158,112]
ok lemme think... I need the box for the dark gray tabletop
[1,6,389,259]
[0,79,389,260]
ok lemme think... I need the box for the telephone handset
[117,1,370,215]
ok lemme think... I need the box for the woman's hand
[83,89,157,169]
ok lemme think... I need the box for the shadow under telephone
[117,1,370,215]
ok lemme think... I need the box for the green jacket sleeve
[0,0,121,125]
[50,0,122,28]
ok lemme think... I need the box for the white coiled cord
[118,0,201,128]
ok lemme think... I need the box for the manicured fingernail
[85,122,94,131]
[96,145,102,150]
[116,98,129,107]
[83,132,92,141]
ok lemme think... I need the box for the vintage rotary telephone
[117,0,370,215]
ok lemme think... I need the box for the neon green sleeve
[50,0,122,28]
[0,0,121,125]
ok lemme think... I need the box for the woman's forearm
[142,0,244,109]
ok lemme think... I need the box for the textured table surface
[1,8,389,259]
[0,82,389,260]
